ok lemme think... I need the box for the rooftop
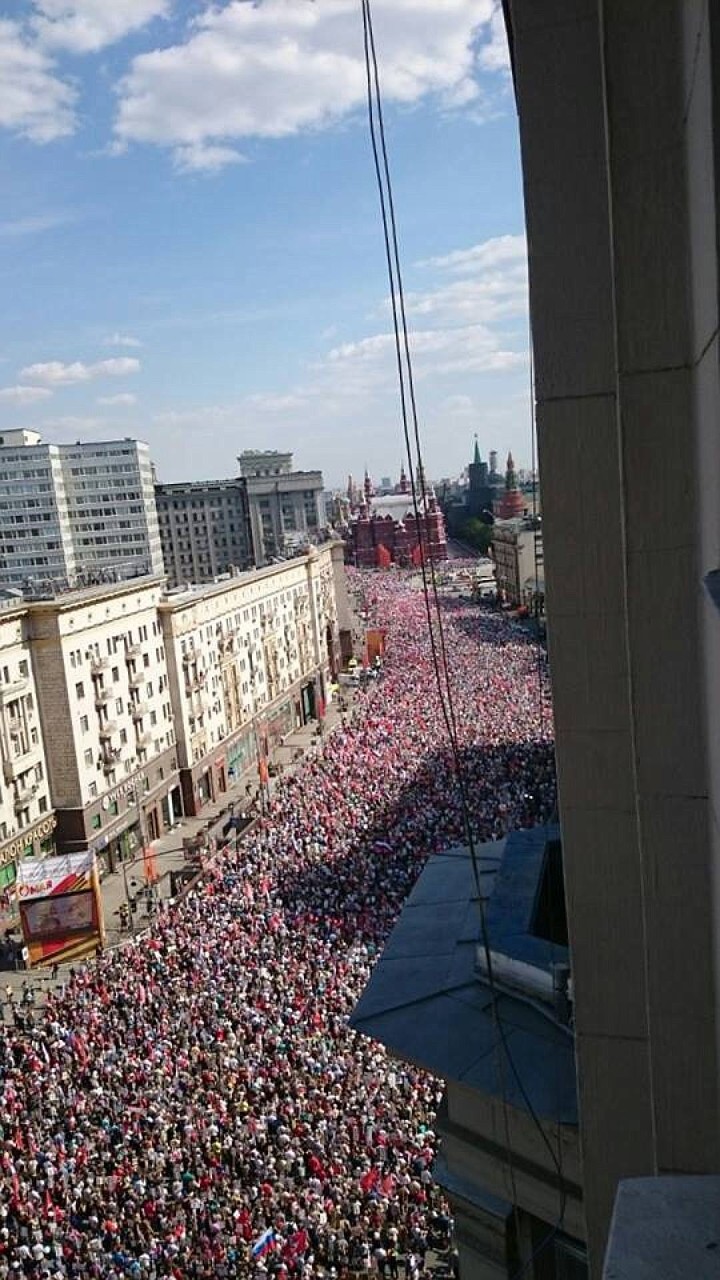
[351,827,576,1125]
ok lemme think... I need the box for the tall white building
[0,430,164,592]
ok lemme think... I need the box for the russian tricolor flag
[251,1228,276,1259]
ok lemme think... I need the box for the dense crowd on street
[0,569,555,1279]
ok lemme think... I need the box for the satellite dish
[101,796,110,811]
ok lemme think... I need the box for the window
[115,698,123,714]
[38,795,47,814]
[90,810,101,827]
[84,748,93,766]
[112,666,119,682]
[75,681,85,699]
[80,715,89,733]
[120,728,127,745]
[108,800,118,816]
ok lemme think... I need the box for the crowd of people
[0,569,555,1279]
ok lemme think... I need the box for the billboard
[365,628,386,663]
[16,851,105,967]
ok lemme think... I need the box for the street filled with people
[0,569,555,1279]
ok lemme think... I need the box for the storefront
[266,696,295,746]
[56,750,182,869]
[0,814,58,897]
[301,681,316,724]
[227,730,254,782]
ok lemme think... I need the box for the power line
[359,3,568,1275]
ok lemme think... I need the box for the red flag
[360,1168,380,1194]
[411,544,424,568]
[258,758,269,785]
[375,543,391,569]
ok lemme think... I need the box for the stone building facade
[0,543,347,883]
[27,577,181,873]
[492,519,544,611]
[0,608,55,894]
[347,470,448,567]
[159,543,344,816]
[154,478,254,588]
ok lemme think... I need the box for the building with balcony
[159,542,345,815]
[0,431,163,592]
[0,606,55,892]
[26,576,182,873]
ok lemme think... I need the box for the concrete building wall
[0,609,55,883]
[155,479,253,587]
[507,0,720,1272]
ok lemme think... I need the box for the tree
[459,518,493,555]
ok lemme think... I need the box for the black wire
[360,2,569,1274]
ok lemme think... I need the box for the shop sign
[0,815,57,867]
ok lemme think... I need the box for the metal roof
[350,832,577,1125]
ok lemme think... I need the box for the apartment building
[27,577,182,872]
[0,607,55,892]
[0,542,348,885]
[0,430,163,592]
[159,542,344,815]
[238,450,326,565]
[154,478,253,588]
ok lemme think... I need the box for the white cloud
[0,385,53,405]
[0,18,76,142]
[104,332,142,348]
[478,4,510,73]
[114,0,501,168]
[326,324,524,378]
[417,233,526,274]
[406,234,528,327]
[442,393,474,414]
[96,392,137,406]
[174,142,246,173]
[0,211,76,237]
[32,0,169,54]
[20,357,141,385]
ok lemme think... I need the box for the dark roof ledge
[603,1177,720,1280]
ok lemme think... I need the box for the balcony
[3,743,40,783]
[128,670,143,690]
[131,701,149,721]
[101,748,121,775]
[98,721,117,740]
[13,784,37,810]
[125,644,141,661]
[90,654,109,674]
[0,676,29,704]
[137,730,152,748]
[94,687,111,709]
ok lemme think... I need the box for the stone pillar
[508,0,720,1272]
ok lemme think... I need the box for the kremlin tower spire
[399,461,409,494]
[498,450,525,519]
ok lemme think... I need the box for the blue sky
[0,1,529,489]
